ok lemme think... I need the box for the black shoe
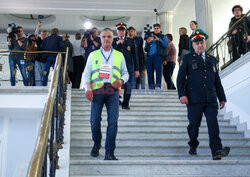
[189,147,197,155]
[213,146,230,160]
[90,144,101,157]
[122,105,130,110]
[104,152,118,160]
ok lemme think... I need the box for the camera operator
[81,27,101,61]
[8,26,28,86]
[145,23,168,90]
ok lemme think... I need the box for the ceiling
[0,0,182,33]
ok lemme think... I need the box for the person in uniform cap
[113,23,139,109]
[177,30,230,160]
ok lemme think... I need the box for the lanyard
[101,48,113,64]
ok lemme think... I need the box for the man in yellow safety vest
[82,28,129,160]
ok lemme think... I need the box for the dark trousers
[91,86,119,153]
[163,61,176,90]
[122,69,132,106]
[9,56,28,86]
[72,56,85,88]
[147,54,163,89]
[187,103,222,154]
[231,33,247,61]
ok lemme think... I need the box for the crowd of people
[5,5,249,88]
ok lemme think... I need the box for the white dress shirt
[82,47,129,91]
[72,40,85,57]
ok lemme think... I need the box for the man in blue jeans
[145,24,168,89]
[8,26,28,86]
[82,28,129,160]
[41,28,63,86]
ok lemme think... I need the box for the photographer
[8,26,28,86]
[145,23,168,90]
[229,5,250,61]
[81,27,101,61]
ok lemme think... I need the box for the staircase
[69,89,250,177]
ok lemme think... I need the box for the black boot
[212,146,230,160]
[90,144,101,157]
[189,147,197,155]
[104,152,118,160]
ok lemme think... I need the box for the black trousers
[163,61,176,90]
[122,69,132,106]
[231,33,247,61]
[187,103,222,154]
[72,56,85,88]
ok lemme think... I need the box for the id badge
[98,64,112,79]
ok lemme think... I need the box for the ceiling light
[84,21,92,29]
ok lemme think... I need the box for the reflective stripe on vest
[90,49,122,90]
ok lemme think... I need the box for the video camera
[84,29,94,40]
[7,23,20,40]
[144,24,155,40]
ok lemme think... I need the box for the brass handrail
[207,10,250,54]
[26,54,62,177]
[63,47,69,86]
[0,50,66,54]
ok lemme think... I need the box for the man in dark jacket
[8,26,28,86]
[128,26,146,89]
[113,23,139,109]
[145,23,168,89]
[229,5,250,61]
[177,30,230,160]
[41,28,64,86]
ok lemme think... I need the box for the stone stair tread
[71,117,228,122]
[70,123,234,128]
[70,159,250,165]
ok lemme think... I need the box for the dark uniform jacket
[133,36,146,72]
[177,53,226,104]
[112,37,139,75]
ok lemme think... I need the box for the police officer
[113,23,139,109]
[177,30,230,160]
[82,28,129,160]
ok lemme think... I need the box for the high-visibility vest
[90,49,122,90]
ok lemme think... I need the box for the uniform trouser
[72,56,85,88]
[9,56,28,86]
[91,86,119,154]
[147,54,163,89]
[163,61,176,90]
[122,69,132,106]
[187,103,222,154]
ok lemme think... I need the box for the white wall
[0,88,48,177]
[220,52,250,136]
